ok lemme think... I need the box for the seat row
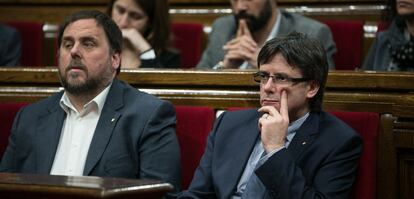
[5,19,387,70]
[0,102,378,198]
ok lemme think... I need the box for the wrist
[140,48,156,60]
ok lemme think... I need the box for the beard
[59,59,113,96]
[234,0,273,33]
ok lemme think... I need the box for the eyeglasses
[253,71,310,85]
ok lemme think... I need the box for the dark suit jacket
[179,109,362,199]
[141,49,181,68]
[0,24,21,66]
[0,79,181,192]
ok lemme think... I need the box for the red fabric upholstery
[5,22,44,66]
[172,22,203,68]
[0,102,28,157]
[322,20,364,70]
[175,105,215,189]
[330,111,379,199]
[377,21,389,33]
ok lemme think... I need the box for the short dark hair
[57,10,123,73]
[107,0,172,55]
[257,32,329,112]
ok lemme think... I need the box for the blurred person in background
[363,0,414,71]
[107,0,180,68]
[0,24,21,66]
[197,0,336,70]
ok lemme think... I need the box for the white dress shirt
[50,84,111,176]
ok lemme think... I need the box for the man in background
[197,0,336,69]
[0,24,21,66]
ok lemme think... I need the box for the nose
[234,0,248,13]
[70,42,81,59]
[263,77,274,92]
[263,77,285,94]
[118,13,129,29]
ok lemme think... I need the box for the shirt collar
[60,83,112,116]
[265,9,282,42]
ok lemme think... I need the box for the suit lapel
[36,93,66,174]
[287,112,320,159]
[223,111,261,198]
[83,79,124,175]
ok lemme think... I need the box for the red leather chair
[5,22,44,66]
[172,22,204,68]
[322,20,364,70]
[175,105,215,189]
[330,111,379,199]
[0,102,29,157]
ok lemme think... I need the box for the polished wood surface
[1,68,413,116]
[0,172,173,199]
[0,68,413,198]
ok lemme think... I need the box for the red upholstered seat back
[5,22,44,66]
[377,21,389,33]
[0,102,29,157]
[330,111,379,199]
[322,20,364,70]
[175,105,215,189]
[172,22,203,68]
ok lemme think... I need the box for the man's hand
[222,20,259,68]
[121,28,151,54]
[258,90,289,153]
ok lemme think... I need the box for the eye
[83,40,96,48]
[62,41,73,49]
[258,72,270,79]
[129,12,145,20]
[274,74,288,82]
[115,5,126,15]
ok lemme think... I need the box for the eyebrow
[61,36,73,42]
[114,4,125,11]
[114,4,142,16]
[61,35,98,43]
[80,36,97,42]
[259,71,290,76]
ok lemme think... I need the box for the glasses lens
[253,73,262,83]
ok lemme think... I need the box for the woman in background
[107,0,180,68]
[363,0,414,71]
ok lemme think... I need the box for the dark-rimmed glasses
[253,71,310,86]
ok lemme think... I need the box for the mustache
[66,60,87,72]
[235,11,255,21]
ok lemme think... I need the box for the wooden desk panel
[0,173,172,199]
[1,68,413,116]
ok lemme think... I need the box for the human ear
[306,81,319,98]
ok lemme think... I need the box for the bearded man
[0,10,181,198]
[197,0,337,69]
